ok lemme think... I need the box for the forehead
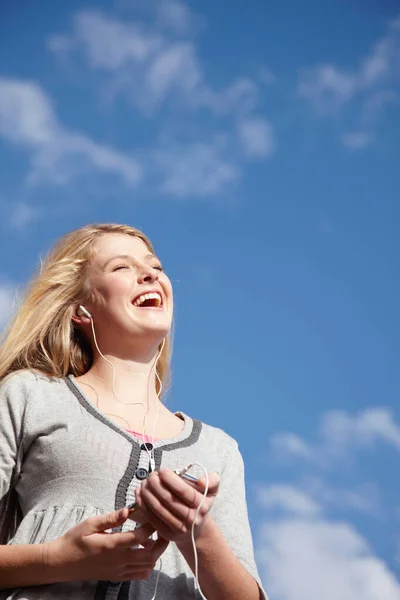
[92,233,151,263]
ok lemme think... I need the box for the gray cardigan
[0,370,267,599]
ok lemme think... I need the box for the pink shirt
[126,430,157,443]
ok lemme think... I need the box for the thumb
[84,508,129,534]
[197,472,220,494]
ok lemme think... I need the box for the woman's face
[87,233,173,343]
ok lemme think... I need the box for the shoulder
[0,371,71,438]
[0,369,64,402]
[190,415,240,459]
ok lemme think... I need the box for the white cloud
[320,408,400,452]
[298,15,400,143]
[304,478,381,517]
[48,11,163,70]
[237,117,275,157]
[47,8,274,196]
[0,78,141,187]
[48,10,261,118]
[155,140,239,197]
[7,202,41,230]
[298,16,400,113]
[298,65,358,114]
[270,431,313,461]
[271,407,400,466]
[360,20,400,87]
[0,283,19,329]
[196,78,260,116]
[341,131,372,149]
[262,407,397,598]
[257,485,322,517]
[145,42,201,107]
[156,0,194,35]
[257,516,400,600]
[258,479,381,519]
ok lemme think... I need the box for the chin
[135,321,171,340]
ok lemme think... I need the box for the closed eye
[153,264,163,272]
[112,264,130,271]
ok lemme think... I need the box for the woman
[0,223,267,599]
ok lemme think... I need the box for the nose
[137,262,159,284]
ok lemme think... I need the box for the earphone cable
[89,316,207,599]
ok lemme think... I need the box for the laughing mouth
[132,291,163,308]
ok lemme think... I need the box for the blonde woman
[0,224,267,600]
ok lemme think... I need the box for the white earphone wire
[86,312,208,599]
[140,337,165,469]
[187,463,209,600]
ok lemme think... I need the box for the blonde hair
[0,224,171,394]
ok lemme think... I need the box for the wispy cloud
[257,407,399,598]
[298,15,400,147]
[0,282,19,329]
[271,407,400,466]
[341,131,373,149]
[257,478,381,519]
[320,408,400,452]
[237,117,275,158]
[47,9,259,117]
[298,65,358,114]
[155,139,239,197]
[48,11,163,71]
[47,6,274,196]
[7,201,41,230]
[257,513,400,600]
[0,78,141,188]
[304,478,381,517]
[270,431,313,461]
[155,0,197,35]
[257,484,322,517]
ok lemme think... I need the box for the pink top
[126,430,157,443]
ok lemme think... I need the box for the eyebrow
[102,253,159,270]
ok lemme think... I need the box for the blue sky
[1,1,400,597]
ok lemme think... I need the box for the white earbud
[78,305,92,319]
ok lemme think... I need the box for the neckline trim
[65,374,195,449]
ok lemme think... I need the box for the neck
[82,349,162,411]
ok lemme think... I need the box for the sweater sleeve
[0,373,28,504]
[210,437,268,600]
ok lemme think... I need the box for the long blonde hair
[0,224,171,394]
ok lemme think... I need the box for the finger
[140,535,168,551]
[115,523,156,549]
[82,508,129,535]
[143,476,200,524]
[139,505,176,540]
[148,536,169,560]
[126,537,169,566]
[157,469,210,509]
[196,472,220,496]
[135,487,176,539]
[127,506,147,525]
[141,480,192,531]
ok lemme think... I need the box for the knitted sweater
[0,370,267,599]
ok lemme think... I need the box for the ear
[71,306,92,325]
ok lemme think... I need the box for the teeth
[133,292,162,307]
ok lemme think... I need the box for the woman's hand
[44,508,169,583]
[133,468,220,545]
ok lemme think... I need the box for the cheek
[96,276,133,302]
[163,276,173,300]
[164,280,174,314]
